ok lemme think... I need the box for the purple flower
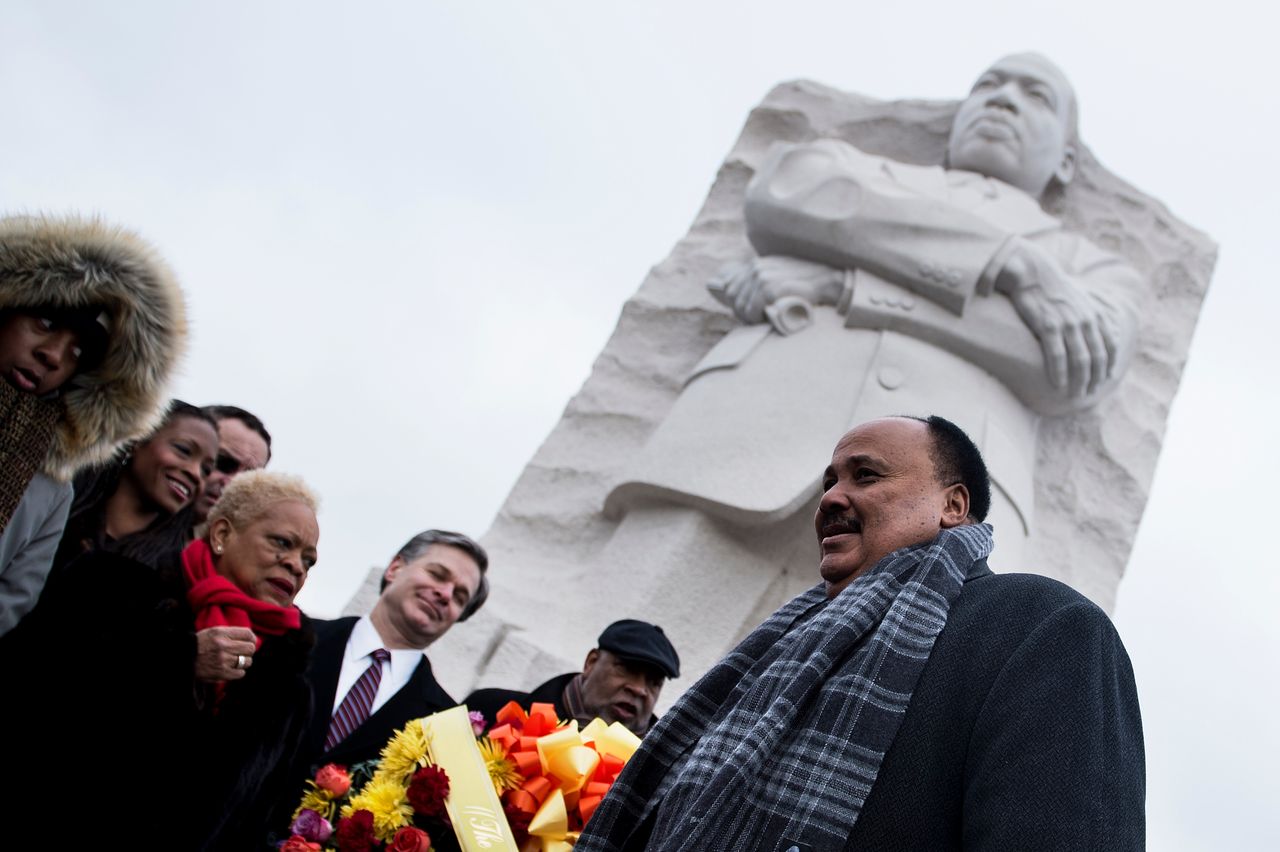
[468,710,487,736]
[290,809,333,844]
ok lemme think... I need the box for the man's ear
[582,648,601,676]
[1054,142,1077,186]
[383,555,406,586]
[208,517,234,554]
[940,483,971,529]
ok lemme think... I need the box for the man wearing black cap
[466,619,681,736]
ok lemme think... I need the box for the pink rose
[290,809,333,843]
[280,835,322,852]
[315,763,352,797]
[389,826,431,852]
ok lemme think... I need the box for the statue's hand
[708,256,844,327]
[997,244,1118,397]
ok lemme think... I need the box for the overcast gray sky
[3,1,1275,848]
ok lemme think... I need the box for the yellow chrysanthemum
[342,777,413,841]
[376,720,432,782]
[477,737,523,795]
[292,782,337,821]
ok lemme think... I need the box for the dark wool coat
[841,563,1145,850]
[597,563,1144,851]
[0,551,314,852]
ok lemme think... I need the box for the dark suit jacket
[304,616,458,771]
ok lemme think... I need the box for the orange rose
[315,763,352,797]
[280,836,322,852]
[389,826,431,852]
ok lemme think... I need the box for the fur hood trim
[0,214,188,480]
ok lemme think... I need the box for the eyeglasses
[214,453,252,476]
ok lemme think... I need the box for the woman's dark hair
[57,400,218,571]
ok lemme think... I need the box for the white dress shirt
[330,616,426,716]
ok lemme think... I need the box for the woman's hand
[194,626,257,682]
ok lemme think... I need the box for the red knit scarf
[181,537,301,649]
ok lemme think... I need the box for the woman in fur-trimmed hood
[0,213,187,635]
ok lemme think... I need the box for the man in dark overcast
[577,415,1144,851]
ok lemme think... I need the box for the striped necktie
[326,648,391,751]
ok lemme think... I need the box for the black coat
[467,671,664,735]
[842,564,1145,850]
[586,563,1144,851]
[0,550,315,851]
[466,672,576,728]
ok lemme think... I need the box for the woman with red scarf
[0,470,321,851]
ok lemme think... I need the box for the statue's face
[947,53,1076,198]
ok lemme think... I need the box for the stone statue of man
[606,53,1140,571]
[405,53,1214,696]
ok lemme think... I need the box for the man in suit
[304,529,488,771]
[467,619,681,736]
[577,416,1144,851]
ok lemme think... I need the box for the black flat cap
[597,619,680,679]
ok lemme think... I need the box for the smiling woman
[51,399,219,573]
[0,469,325,850]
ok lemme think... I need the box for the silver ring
[235,654,246,670]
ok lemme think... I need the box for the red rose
[407,765,451,818]
[334,810,377,852]
[389,826,431,852]
[280,836,322,852]
[315,763,353,797]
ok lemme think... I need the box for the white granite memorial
[356,54,1216,702]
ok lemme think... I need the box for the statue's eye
[1027,86,1054,107]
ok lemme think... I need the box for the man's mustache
[819,514,862,536]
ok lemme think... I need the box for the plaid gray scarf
[576,523,993,852]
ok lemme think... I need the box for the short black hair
[380,529,490,620]
[900,415,992,522]
[203,405,272,462]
